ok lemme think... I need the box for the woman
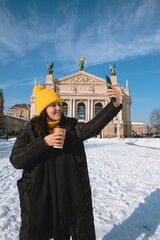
[10,84,122,240]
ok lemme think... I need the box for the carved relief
[60,76,103,85]
[77,86,86,92]
[58,85,70,93]
[55,85,59,93]
[71,86,76,93]
[94,85,106,93]
[88,86,94,93]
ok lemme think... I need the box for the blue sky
[0,0,160,126]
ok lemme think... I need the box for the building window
[20,111,24,117]
[77,103,85,121]
[94,102,103,117]
[114,124,117,134]
[62,102,68,117]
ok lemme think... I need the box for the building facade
[0,89,4,135]
[131,122,148,136]
[3,114,29,135]
[30,70,132,138]
[8,104,30,120]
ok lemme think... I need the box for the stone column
[91,100,93,119]
[117,122,120,138]
[128,102,131,122]
[73,99,76,118]
[30,94,37,119]
[69,99,72,117]
[117,106,122,122]
[120,109,122,121]
[87,100,90,121]
[101,129,104,138]
[30,101,35,119]
[127,103,129,121]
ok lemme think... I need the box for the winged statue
[109,63,116,75]
[77,58,86,71]
[47,62,54,74]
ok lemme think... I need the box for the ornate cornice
[55,71,106,85]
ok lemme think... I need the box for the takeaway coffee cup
[53,125,66,149]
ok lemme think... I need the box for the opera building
[30,65,132,138]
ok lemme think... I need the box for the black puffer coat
[10,101,122,240]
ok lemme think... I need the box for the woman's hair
[30,109,48,136]
[30,109,67,136]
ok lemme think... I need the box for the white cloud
[0,77,35,89]
[0,0,160,68]
[0,83,11,89]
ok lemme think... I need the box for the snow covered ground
[0,137,160,240]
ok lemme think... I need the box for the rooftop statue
[47,62,54,74]
[0,89,3,98]
[109,63,116,75]
[77,58,86,71]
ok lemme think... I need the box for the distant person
[10,84,122,240]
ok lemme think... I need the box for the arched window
[95,103,103,117]
[20,111,24,117]
[62,102,68,117]
[77,102,85,121]
[114,124,117,134]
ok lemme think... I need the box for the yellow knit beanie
[33,85,62,116]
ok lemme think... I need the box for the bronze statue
[77,58,86,70]
[47,62,54,74]
[109,63,116,75]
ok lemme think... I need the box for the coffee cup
[53,125,66,149]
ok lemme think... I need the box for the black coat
[10,101,122,240]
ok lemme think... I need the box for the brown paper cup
[53,126,66,149]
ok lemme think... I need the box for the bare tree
[150,107,160,132]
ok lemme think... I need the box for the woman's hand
[107,84,121,106]
[43,133,65,147]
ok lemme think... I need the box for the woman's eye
[49,102,60,107]
[49,104,55,107]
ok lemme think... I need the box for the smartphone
[105,75,115,102]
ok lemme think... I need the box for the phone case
[105,75,115,102]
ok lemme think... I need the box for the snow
[0,137,160,240]
[131,122,147,125]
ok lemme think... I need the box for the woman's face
[46,102,62,121]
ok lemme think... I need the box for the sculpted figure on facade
[88,86,94,93]
[71,86,76,93]
[47,61,54,74]
[77,58,86,71]
[109,63,116,75]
